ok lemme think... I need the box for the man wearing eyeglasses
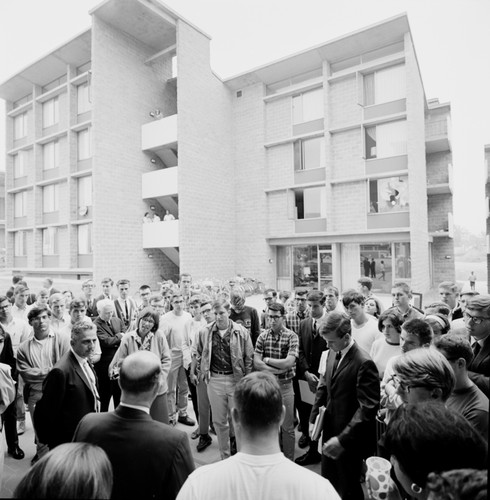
[464,295,490,397]
[254,302,299,461]
[260,289,277,331]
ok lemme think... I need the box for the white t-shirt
[350,315,382,355]
[176,452,340,500]
[369,337,402,379]
[161,311,192,351]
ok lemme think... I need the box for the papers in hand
[311,406,326,442]
[298,380,316,405]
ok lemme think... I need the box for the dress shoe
[298,434,310,449]
[295,451,321,466]
[8,446,25,460]
[17,420,25,435]
[191,428,200,440]
[178,414,195,426]
[196,434,212,452]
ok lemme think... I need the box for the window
[295,187,326,219]
[292,88,323,124]
[394,242,411,279]
[77,83,91,114]
[13,113,28,139]
[42,227,58,255]
[78,223,92,254]
[294,136,325,171]
[78,176,92,207]
[14,232,27,256]
[43,141,59,170]
[369,176,408,213]
[267,68,322,95]
[364,65,405,106]
[365,120,407,159]
[42,97,59,128]
[14,192,26,217]
[13,151,26,178]
[78,129,91,160]
[43,184,59,213]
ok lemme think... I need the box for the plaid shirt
[285,310,309,335]
[255,327,299,381]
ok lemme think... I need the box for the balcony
[142,167,178,199]
[426,116,451,154]
[429,212,454,239]
[427,163,453,195]
[141,114,177,152]
[143,219,178,248]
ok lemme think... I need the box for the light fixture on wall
[150,157,157,164]
[149,109,161,118]
[147,253,153,259]
[268,258,273,264]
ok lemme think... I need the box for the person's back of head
[14,442,113,499]
[119,351,161,403]
[385,403,487,498]
[233,372,283,438]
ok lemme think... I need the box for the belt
[211,370,233,375]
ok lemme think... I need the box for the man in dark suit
[74,351,194,500]
[34,319,99,450]
[310,312,380,500]
[439,281,463,321]
[465,295,490,397]
[94,299,124,411]
[295,290,326,466]
[82,279,99,319]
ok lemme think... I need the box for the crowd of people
[0,273,487,499]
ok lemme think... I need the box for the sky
[0,0,488,235]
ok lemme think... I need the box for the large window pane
[43,141,59,170]
[360,244,392,293]
[294,137,325,171]
[374,65,405,104]
[369,176,408,213]
[42,97,59,128]
[78,223,92,254]
[296,187,326,219]
[293,245,318,289]
[292,88,323,124]
[43,184,59,213]
[365,120,407,159]
[13,152,26,178]
[42,227,58,255]
[277,246,291,278]
[78,129,91,160]
[78,176,92,207]
[14,192,26,217]
[14,232,26,256]
[13,113,27,139]
[394,242,411,279]
[77,83,91,114]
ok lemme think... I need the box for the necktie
[125,300,129,320]
[312,320,317,336]
[332,351,342,376]
[472,342,481,358]
[83,360,100,412]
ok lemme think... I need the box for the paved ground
[0,401,321,498]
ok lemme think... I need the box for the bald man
[74,351,194,500]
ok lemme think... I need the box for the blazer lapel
[331,344,356,381]
[70,352,93,393]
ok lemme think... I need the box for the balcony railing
[143,219,178,248]
[141,114,177,151]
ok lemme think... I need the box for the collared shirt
[30,330,56,371]
[71,348,100,411]
[210,330,233,373]
[11,304,31,323]
[1,318,31,356]
[50,315,70,335]
[336,339,355,371]
[119,402,150,414]
[255,327,299,380]
[286,310,309,335]
[397,306,423,321]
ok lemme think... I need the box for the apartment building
[0,0,454,293]
[486,144,490,293]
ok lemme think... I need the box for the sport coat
[73,405,195,500]
[468,335,490,397]
[34,350,97,449]
[297,317,327,378]
[114,297,138,332]
[310,342,379,453]
[93,316,124,365]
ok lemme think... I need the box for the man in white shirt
[0,294,31,436]
[342,290,382,355]
[49,293,70,335]
[11,285,31,322]
[161,293,194,426]
[114,279,137,332]
[177,371,340,500]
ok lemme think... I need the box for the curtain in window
[375,65,405,104]
[376,120,407,158]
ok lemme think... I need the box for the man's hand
[322,436,344,460]
[305,371,319,393]
[189,372,198,386]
